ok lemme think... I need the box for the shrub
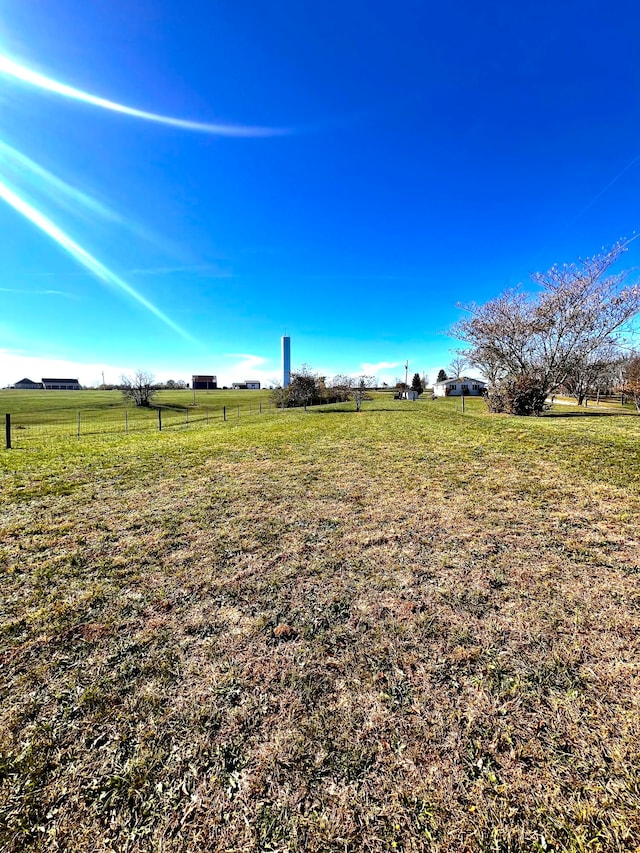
[486,374,549,416]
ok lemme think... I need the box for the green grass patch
[1,397,640,850]
[1,389,274,442]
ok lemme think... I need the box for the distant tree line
[451,240,640,415]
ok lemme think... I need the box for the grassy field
[0,389,270,418]
[1,397,640,851]
[0,389,273,442]
[0,389,270,415]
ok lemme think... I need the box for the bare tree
[121,370,156,407]
[448,355,467,379]
[622,353,640,411]
[288,365,324,409]
[331,374,375,411]
[270,367,330,409]
[331,374,353,403]
[352,375,375,411]
[562,345,623,405]
[269,384,289,409]
[452,240,640,415]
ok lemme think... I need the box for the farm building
[13,378,44,390]
[192,375,218,390]
[41,378,82,391]
[232,380,261,390]
[433,377,487,397]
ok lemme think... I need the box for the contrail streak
[0,138,115,220]
[574,151,640,218]
[0,138,173,248]
[0,139,205,256]
[0,177,197,343]
[0,54,286,137]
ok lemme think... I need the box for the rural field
[1,396,640,851]
[0,389,271,443]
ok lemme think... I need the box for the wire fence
[3,401,279,449]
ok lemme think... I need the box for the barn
[41,378,82,391]
[192,375,218,390]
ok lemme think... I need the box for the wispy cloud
[224,352,268,369]
[0,53,288,137]
[127,265,230,277]
[221,353,275,386]
[361,361,404,373]
[0,287,72,296]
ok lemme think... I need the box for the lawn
[0,389,273,442]
[1,397,639,851]
[0,389,270,415]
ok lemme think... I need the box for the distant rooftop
[433,376,486,385]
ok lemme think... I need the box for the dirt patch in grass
[1,401,640,850]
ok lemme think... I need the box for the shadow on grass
[308,408,355,415]
[309,406,412,414]
[544,409,637,418]
[152,403,190,413]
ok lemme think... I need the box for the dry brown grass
[1,399,640,851]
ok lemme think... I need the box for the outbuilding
[192,375,218,390]
[13,378,43,390]
[41,378,82,390]
[232,380,261,390]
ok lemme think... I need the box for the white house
[433,376,487,397]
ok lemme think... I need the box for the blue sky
[1,0,640,388]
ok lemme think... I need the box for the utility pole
[405,360,409,390]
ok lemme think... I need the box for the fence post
[125,410,129,434]
[5,414,11,450]
[223,406,226,422]
[77,412,81,438]
[461,394,465,413]
[237,405,240,419]
[158,408,162,431]
[186,409,189,426]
